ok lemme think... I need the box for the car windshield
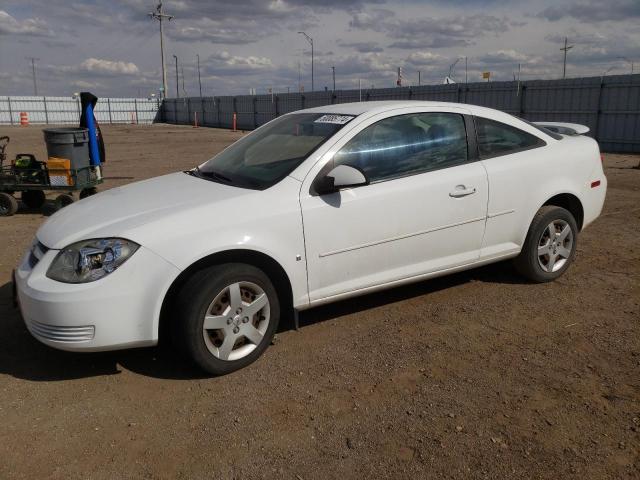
[195,113,355,189]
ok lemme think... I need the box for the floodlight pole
[149,2,174,99]
[298,32,314,91]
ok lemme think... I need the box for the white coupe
[15,101,607,375]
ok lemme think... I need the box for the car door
[473,116,550,258]
[299,109,489,303]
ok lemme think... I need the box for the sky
[1,0,639,98]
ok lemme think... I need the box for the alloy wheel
[202,281,270,361]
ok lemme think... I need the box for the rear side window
[475,117,545,159]
[333,112,468,183]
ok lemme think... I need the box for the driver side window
[333,112,468,183]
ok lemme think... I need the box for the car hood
[37,172,252,250]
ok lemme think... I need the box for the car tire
[22,190,46,209]
[173,263,280,375]
[79,187,98,199]
[0,192,18,216]
[54,193,74,210]
[514,205,578,283]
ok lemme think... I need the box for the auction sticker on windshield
[314,114,355,124]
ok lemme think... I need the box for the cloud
[336,40,384,53]
[79,58,140,75]
[350,10,520,49]
[0,10,53,36]
[536,0,640,22]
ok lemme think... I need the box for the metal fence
[161,74,640,153]
[0,96,162,125]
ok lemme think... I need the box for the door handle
[449,185,476,198]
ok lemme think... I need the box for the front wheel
[514,206,578,282]
[173,263,280,375]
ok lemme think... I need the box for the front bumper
[15,242,180,352]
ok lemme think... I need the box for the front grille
[28,319,95,342]
[28,240,49,268]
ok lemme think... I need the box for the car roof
[298,100,459,116]
[297,100,519,122]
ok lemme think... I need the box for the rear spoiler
[533,122,590,135]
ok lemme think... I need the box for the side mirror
[315,164,369,195]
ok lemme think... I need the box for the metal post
[197,54,202,97]
[173,55,179,98]
[43,96,49,124]
[331,66,335,91]
[134,98,139,124]
[107,98,113,124]
[594,77,605,142]
[7,97,13,125]
[418,70,421,86]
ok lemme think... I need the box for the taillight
[591,180,601,188]
[600,153,604,162]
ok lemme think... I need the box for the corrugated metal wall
[162,74,640,153]
[0,97,161,125]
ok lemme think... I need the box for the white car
[15,101,607,375]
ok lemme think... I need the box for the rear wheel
[0,192,18,216]
[173,263,280,375]
[80,187,98,199]
[514,206,578,282]
[54,193,74,210]
[22,190,46,209]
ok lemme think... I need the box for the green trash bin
[42,128,91,186]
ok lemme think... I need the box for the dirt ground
[0,124,638,480]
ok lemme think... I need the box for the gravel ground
[0,124,638,479]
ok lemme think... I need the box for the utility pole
[173,54,179,98]
[560,37,574,79]
[331,66,335,91]
[418,70,421,86]
[149,2,173,99]
[26,57,39,95]
[298,32,314,91]
[196,54,202,97]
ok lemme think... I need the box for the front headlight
[46,238,139,283]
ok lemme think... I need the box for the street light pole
[298,31,314,91]
[173,54,179,98]
[331,66,335,91]
[196,54,202,97]
[149,2,173,99]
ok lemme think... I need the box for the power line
[25,57,40,95]
[560,37,574,79]
[149,1,174,98]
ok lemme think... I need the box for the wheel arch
[158,249,295,344]
[541,193,584,231]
